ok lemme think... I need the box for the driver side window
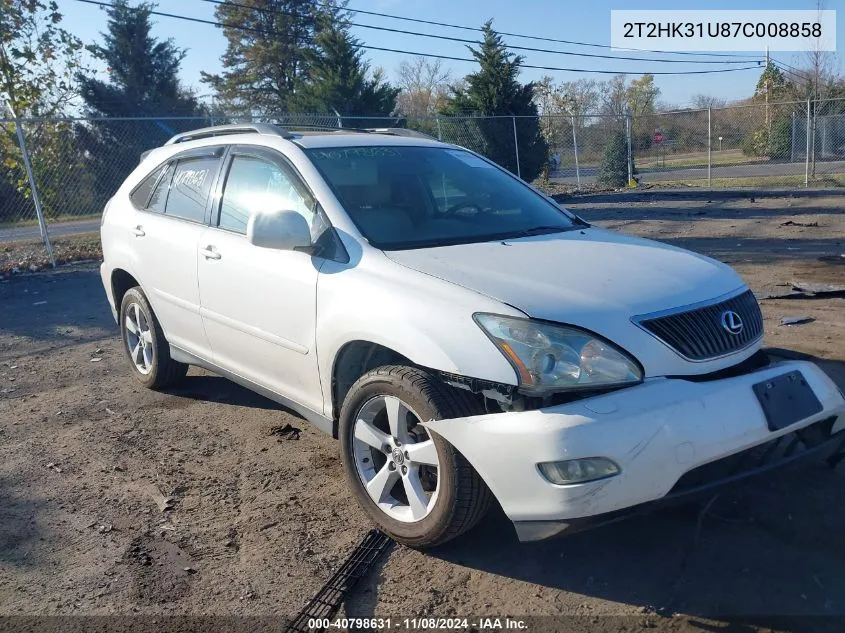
[218,154,315,235]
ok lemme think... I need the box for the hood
[384,228,750,376]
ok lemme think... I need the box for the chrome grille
[636,290,763,361]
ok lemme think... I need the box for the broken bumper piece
[423,359,845,542]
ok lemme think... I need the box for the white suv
[100,123,845,547]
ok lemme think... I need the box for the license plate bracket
[753,370,823,431]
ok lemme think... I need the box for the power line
[72,0,763,76]
[340,1,764,60]
[770,60,810,81]
[195,0,762,65]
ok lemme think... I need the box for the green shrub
[741,118,791,159]
[598,130,629,188]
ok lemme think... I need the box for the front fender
[316,254,521,417]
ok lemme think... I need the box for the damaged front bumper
[423,357,845,542]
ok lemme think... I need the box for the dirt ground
[1,191,844,632]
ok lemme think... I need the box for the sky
[54,0,842,109]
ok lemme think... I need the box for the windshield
[306,145,579,249]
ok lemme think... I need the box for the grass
[644,173,845,189]
[1,232,101,275]
[638,149,769,170]
[0,213,101,229]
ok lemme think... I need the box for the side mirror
[247,210,312,251]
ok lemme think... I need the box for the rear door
[128,147,224,359]
[196,146,325,413]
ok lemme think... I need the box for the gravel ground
[1,192,844,632]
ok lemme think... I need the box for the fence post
[820,116,826,158]
[5,102,55,269]
[810,99,816,177]
[707,107,712,188]
[570,115,581,189]
[511,116,521,179]
[435,117,442,141]
[805,99,811,186]
[625,110,633,185]
[790,112,795,162]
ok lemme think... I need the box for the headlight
[474,313,642,394]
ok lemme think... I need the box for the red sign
[653,131,665,145]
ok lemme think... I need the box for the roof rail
[164,123,294,145]
[364,128,439,141]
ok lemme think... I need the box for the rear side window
[130,164,167,209]
[147,163,175,213]
[165,156,219,223]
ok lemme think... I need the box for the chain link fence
[3,97,845,261]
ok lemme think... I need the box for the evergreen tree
[202,0,327,115]
[289,16,399,119]
[754,62,790,102]
[76,0,203,199]
[79,1,200,117]
[597,130,629,188]
[445,22,548,180]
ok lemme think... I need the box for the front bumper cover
[422,356,845,541]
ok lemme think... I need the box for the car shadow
[428,457,845,618]
[161,374,304,416]
[0,267,116,356]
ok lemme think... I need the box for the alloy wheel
[351,395,440,523]
[124,302,154,375]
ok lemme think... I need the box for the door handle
[132,225,145,237]
[199,246,221,260]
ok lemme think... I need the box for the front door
[196,147,324,413]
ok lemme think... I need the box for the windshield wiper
[507,225,574,238]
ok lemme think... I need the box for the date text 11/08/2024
[306,617,529,630]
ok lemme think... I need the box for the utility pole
[625,108,633,186]
[765,47,770,136]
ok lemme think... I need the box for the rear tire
[339,365,491,548]
[119,287,188,389]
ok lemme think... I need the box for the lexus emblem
[720,310,744,335]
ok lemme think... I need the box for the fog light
[538,457,620,485]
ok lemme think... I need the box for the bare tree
[801,0,839,175]
[557,78,600,118]
[395,57,451,116]
[690,94,727,110]
[598,74,628,120]
[804,0,838,101]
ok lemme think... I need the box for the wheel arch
[111,268,140,311]
[330,340,413,435]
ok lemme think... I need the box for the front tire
[339,365,491,548]
[119,287,188,389]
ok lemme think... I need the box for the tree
[0,0,86,116]
[597,130,629,188]
[559,79,600,118]
[691,94,727,110]
[0,0,88,221]
[445,22,548,181]
[202,0,328,114]
[626,74,660,118]
[79,1,201,117]
[598,74,628,120]
[288,16,398,118]
[753,62,791,102]
[395,58,451,117]
[76,0,204,201]
[625,74,660,152]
